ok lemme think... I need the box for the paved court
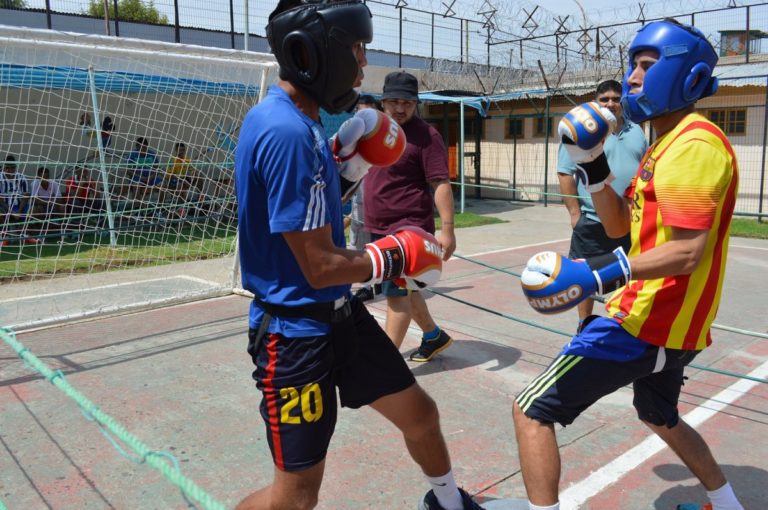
[1,201,766,509]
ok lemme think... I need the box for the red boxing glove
[364,226,443,290]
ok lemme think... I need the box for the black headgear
[267,0,372,114]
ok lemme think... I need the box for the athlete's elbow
[603,221,630,239]
[302,262,338,289]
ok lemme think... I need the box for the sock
[528,502,560,510]
[707,482,744,510]
[423,326,441,341]
[426,470,462,510]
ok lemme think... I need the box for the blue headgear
[622,20,718,123]
[267,0,372,114]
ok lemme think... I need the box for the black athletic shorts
[516,316,699,428]
[569,214,631,259]
[247,296,416,471]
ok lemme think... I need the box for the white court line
[730,243,768,251]
[461,238,570,259]
[0,275,220,304]
[560,360,768,509]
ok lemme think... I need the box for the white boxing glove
[558,102,617,192]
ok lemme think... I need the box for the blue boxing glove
[558,102,617,193]
[520,247,631,314]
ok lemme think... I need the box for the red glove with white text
[364,226,443,290]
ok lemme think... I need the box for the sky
[45,0,766,67]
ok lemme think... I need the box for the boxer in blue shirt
[233,2,484,509]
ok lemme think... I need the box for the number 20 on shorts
[279,383,324,424]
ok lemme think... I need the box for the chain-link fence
[425,78,767,218]
[2,1,768,79]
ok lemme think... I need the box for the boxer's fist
[332,109,406,182]
[520,247,631,314]
[558,102,616,162]
[364,226,442,290]
[356,110,406,167]
[559,102,617,193]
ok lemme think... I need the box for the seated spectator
[62,166,103,240]
[78,113,115,161]
[0,154,34,247]
[162,142,201,218]
[30,167,64,242]
[124,137,161,206]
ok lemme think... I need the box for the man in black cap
[364,71,457,362]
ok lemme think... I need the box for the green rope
[0,328,228,510]
[437,256,768,385]
[452,252,768,339]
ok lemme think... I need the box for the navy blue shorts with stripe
[516,316,699,428]
[247,296,416,471]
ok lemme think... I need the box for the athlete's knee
[404,388,441,436]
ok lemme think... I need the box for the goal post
[0,27,276,329]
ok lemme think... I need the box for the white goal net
[0,27,277,329]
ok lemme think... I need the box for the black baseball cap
[382,71,420,102]
[358,94,376,105]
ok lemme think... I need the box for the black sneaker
[353,286,375,302]
[419,488,485,510]
[409,329,453,362]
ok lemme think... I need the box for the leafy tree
[1,0,27,9]
[86,0,169,25]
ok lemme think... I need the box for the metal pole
[474,113,481,199]
[244,0,250,52]
[758,76,768,222]
[231,68,271,289]
[102,0,111,36]
[487,25,491,69]
[746,6,751,64]
[398,7,403,68]
[229,0,235,49]
[543,95,551,207]
[113,0,119,36]
[45,0,52,30]
[173,0,180,43]
[512,118,518,201]
[459,100,465,213]
[431,13,435,72]
[87,67,118,247]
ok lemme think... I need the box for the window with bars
[706,108,746,135]
[505,118,524,139]
[534,116,553,137]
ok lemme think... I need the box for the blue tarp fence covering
[0,63,259,96]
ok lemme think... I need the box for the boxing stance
[234,1,484,509]
[515,19,744,510]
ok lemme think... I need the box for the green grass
[731,217,768,239]
[4,212,760,281]
[0,219,237,281]
[435,211,507,230]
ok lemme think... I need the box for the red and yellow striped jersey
[606,113,738,350]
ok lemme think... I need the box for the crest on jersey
[640,156,656,181]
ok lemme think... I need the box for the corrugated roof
[715,61,768,86]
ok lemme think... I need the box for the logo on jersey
[640,156,656,181]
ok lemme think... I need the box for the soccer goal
[0,26,277,329]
